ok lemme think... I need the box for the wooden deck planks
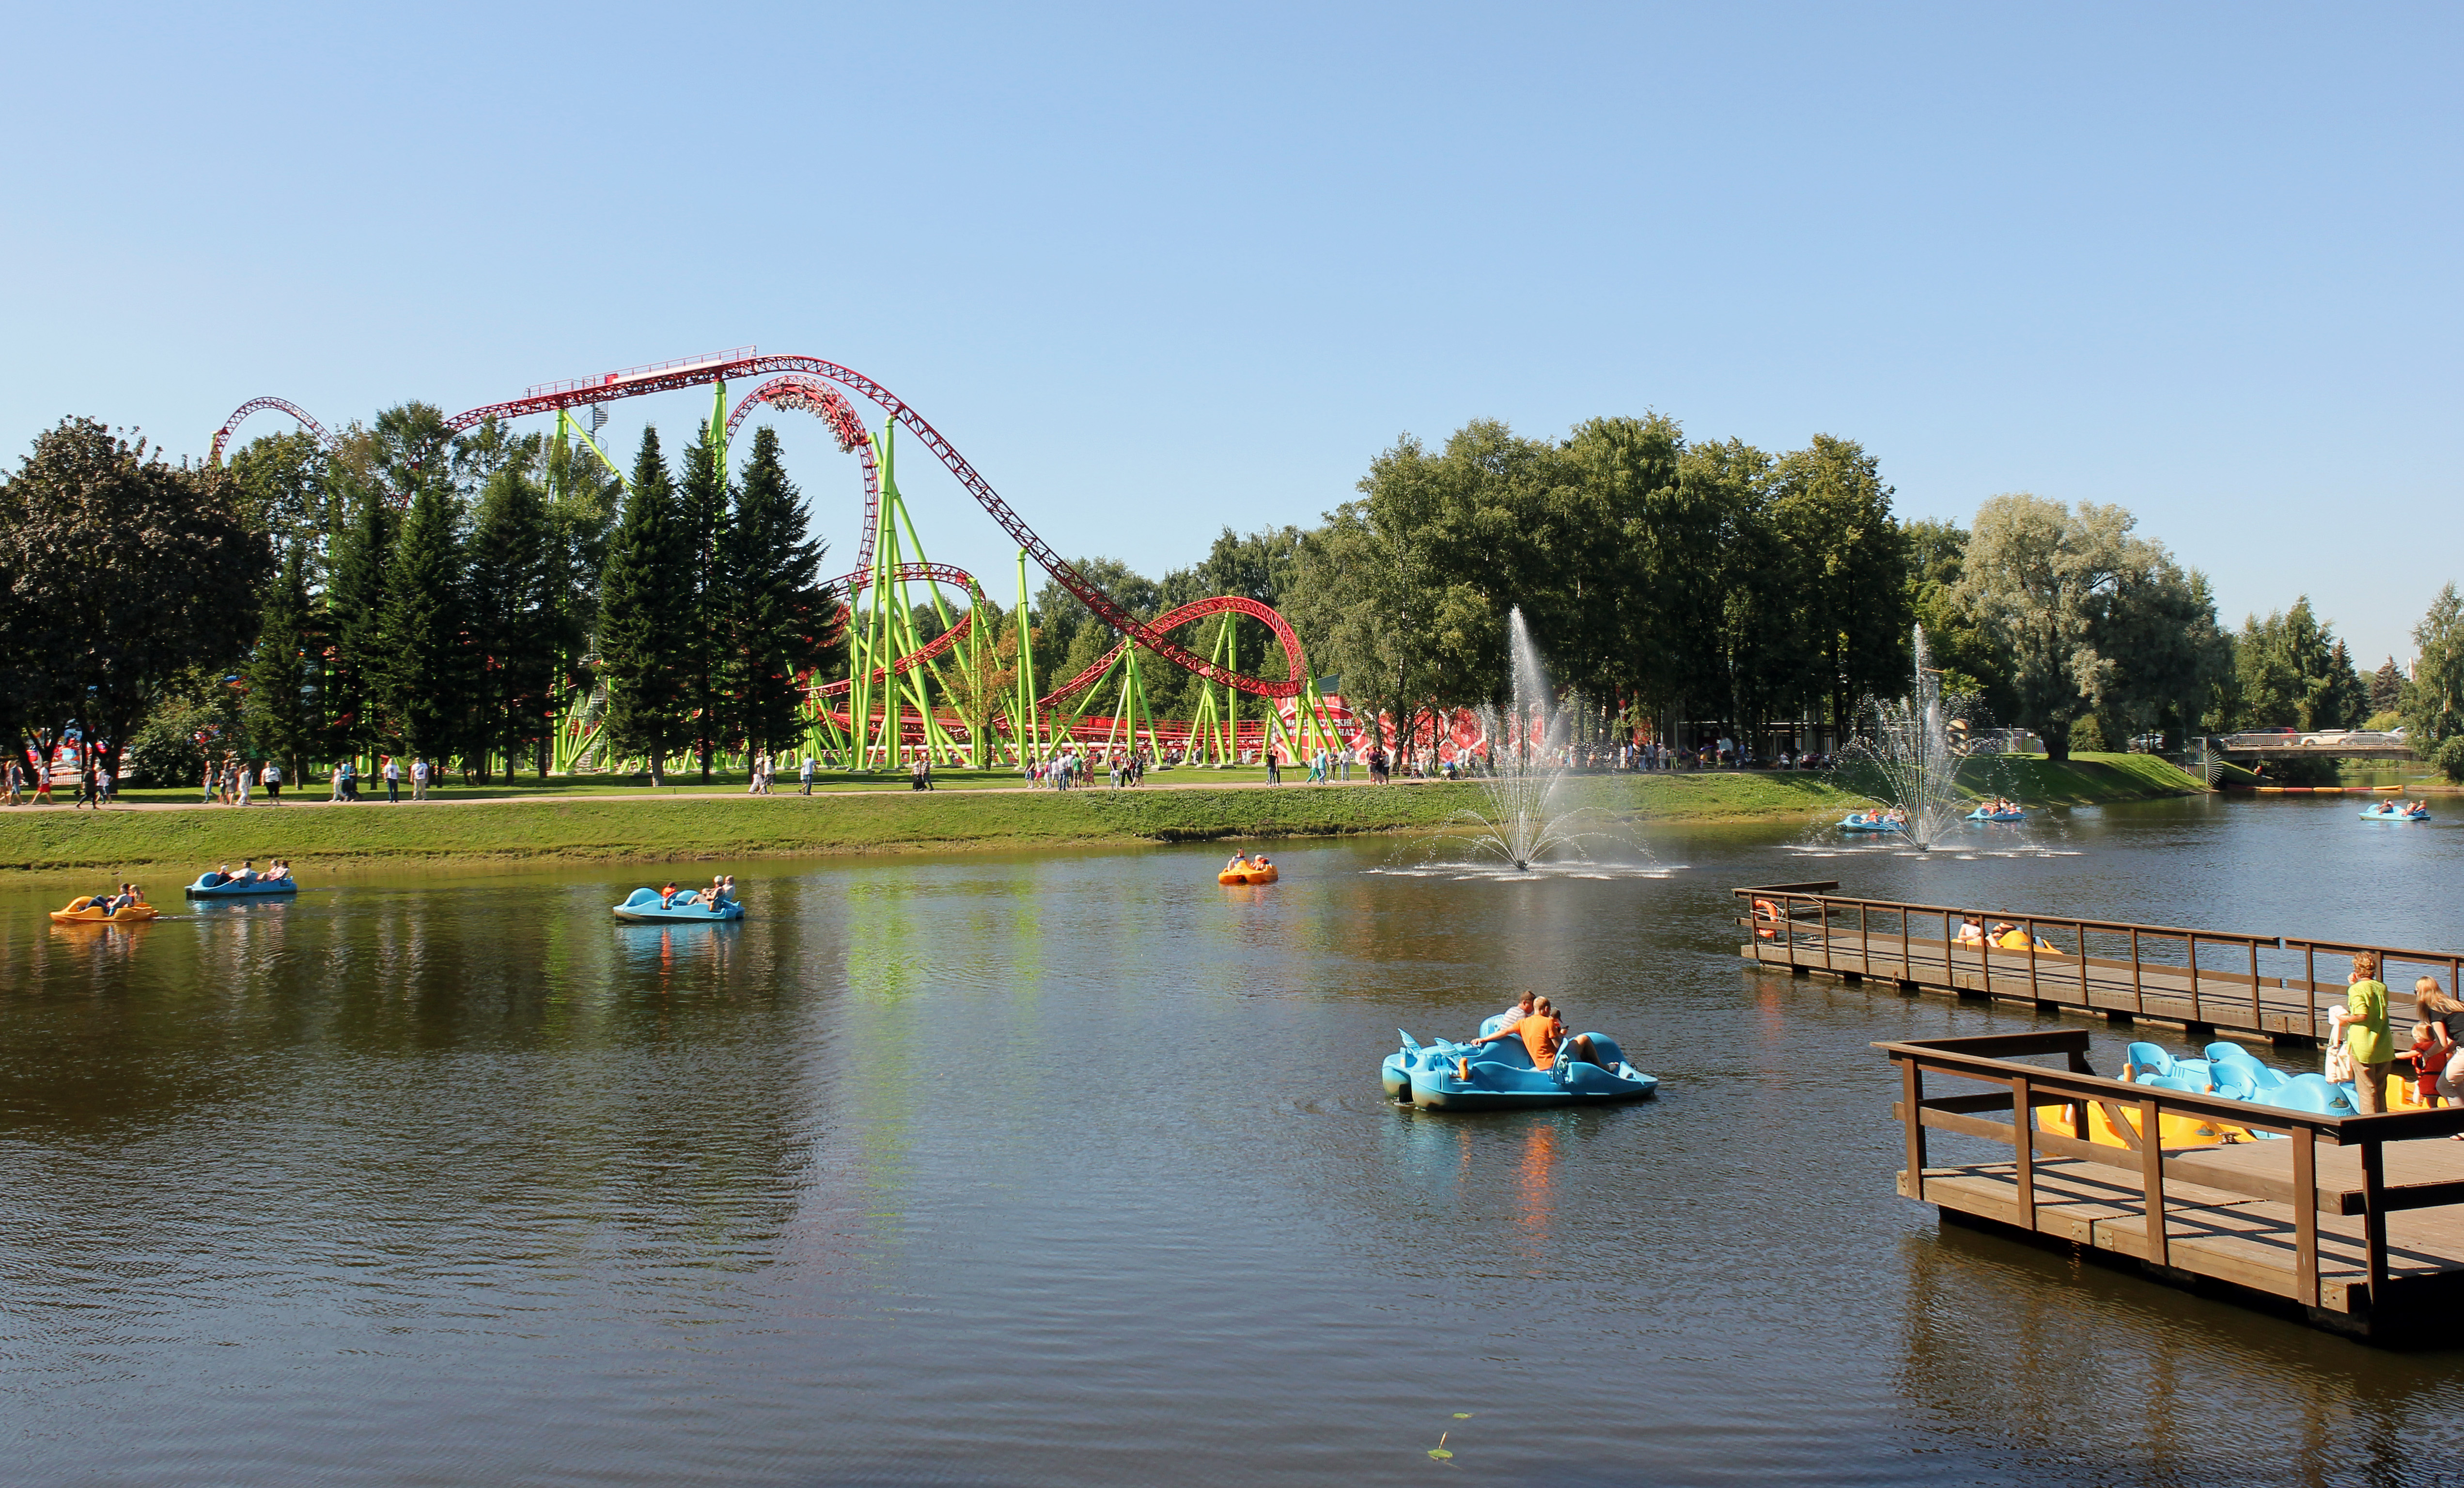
[1741,928,2408,1040]
[1910,1140,2464,1318]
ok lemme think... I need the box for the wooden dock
[1883,1031,2464,1344]
[1736,882,2463,1043]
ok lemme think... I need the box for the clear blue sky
[5,3,2456,668]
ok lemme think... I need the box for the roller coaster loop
[208,397,328,464]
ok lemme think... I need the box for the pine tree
[324,481,395,763]
[676,420,733,779]
[725,426,839,760]
[468,462,555,782]
[243,547,318,779]
[598,428,690,785]
[377,468,469,767]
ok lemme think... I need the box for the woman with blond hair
[2333,952,2395,1113]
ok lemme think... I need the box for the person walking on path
[800,753,815,796]
[74,758,96,809]
[381,757,398,803]
[97,761,114,804]
[3,757,22,806]
[2334,952,2395,1114]
[414,756,433,801]
[263,761,281,802]
[235,761,251,807]
[1265,747,1281,785]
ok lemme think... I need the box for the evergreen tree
[677,420,733,779]
[725,426,838,760]
[324,480,395,761]
[468,462,556,782]
[598,428,690,784]
[2370,656,2407,717]
[243,546,318,779]
[377,468,469,767]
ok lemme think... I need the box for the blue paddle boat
[1967,806,2026,822]
[184,872,298,898]
[612,887,743,923]
[1838,811,1903,833]
[1382,1013,1658,1111]
[2360,803,2430,821]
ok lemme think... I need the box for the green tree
[597,428,691,784]
[0,418,270,778]
[724,426,839,761]
[226,430,334,560]
[2234,597,2366,732]
[2402,583,2464,764]
[376,465,469,767]
[467,462,556,781]
[323,480,395,761]
[677,420,733,778]
[2370,656,2407,717]
[243,546,318,778]
[1770,436,1909,735]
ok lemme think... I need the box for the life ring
[1751,897,1784,940]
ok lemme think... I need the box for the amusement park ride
[210,348,1369,774]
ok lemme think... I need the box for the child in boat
[719,875,738,905]
[658,881,680,908]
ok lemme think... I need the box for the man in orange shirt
[1466,996,1612,1071]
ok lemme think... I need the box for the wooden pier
[1735,882,2463,1043]
[1884,1030,2464,1344]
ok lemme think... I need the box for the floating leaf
[1428,1448,1453,1460]
[1452,1412,1472,1419]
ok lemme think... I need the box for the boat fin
[1399,1030,1421,1051]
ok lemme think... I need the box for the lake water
[2,794,2460,1486]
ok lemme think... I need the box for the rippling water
[1,794,2459,1485]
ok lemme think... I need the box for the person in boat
[695,875,725,908]
[1497,989,1537,1028]
[233,860,259,884]
[1955,917,1986,946]
[1465,995,1613,1072]
[1991,921,2027,949]
[722,875,738,905]
[1253,855,1272,872]
[259,861,286,882]
[658,881,681,909]
[203,863,232,887]
[1225,851,1251,873]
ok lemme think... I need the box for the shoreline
[0,754,2203,879]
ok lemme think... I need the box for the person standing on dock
[2335,952,2394,1114]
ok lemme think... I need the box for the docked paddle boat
[1837,811,1903,833]
[2360,803,2430,821]
[1382,1013,1658,1111]
[48,895,159,925]
[1218,861,1279,885]
[611,887,743,923]
[185,872,297,898]
[1966,806,2027,822]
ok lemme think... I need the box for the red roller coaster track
[213,352,1307,702]
[209,397,327,463]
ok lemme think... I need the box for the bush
[2433,736,2464,784]
[2365,710,2404,733]
[121,673,244,784]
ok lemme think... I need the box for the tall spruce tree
[468,462,555,782]
[243,546,318,779]
[725,426,838,760]
[598,428,690,784]
[377,468,469,768]
[325,480,394,763]
[676,419,733,779]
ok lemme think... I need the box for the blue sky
[5,3,2456,667]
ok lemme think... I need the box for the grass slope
[0,754,2199,876]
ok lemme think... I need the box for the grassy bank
[0,754,2201,876]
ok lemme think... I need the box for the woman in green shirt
[2338,951,2394,1114]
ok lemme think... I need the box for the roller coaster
[213,347,1367,773]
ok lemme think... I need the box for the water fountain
[1442,609,1614,873]
[1835,624,1971,851]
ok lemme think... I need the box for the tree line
[0,406,837,787]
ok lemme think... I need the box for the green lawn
[0,753,2201,877]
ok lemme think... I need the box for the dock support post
[1900,1058,1926,1202]
[2012,1074,2035,1231]
[2361,1140,2388,1312]
[2140,1096,2169,1267]
[2294,1130,2320,1308]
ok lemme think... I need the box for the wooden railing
[1879,1030,2464,1309]
[1736,882,2455,1039]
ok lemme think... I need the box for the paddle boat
[2360,802,2430,821]
[1837,811,1903,833]
[1966,806,2027,822]
[48,895,159,925]
[1218,860,1279,885]
[611,887,743,923]
[1382,1012,1658,1111]
[185,872,297,898]
[2035,1038,2365,1146]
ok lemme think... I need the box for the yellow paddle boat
[49,895,159,925]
